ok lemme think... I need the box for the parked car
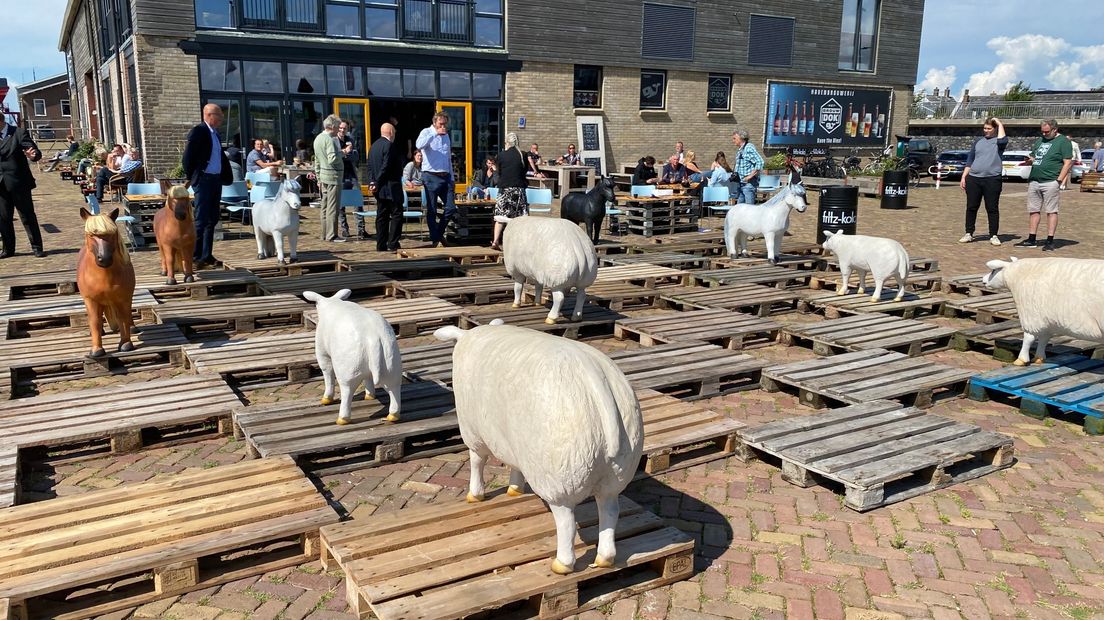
[904,138,936,175]
[1001,150,1032,181]
[934,150,968,179]
[1068,140,1087,183]
[33,124,55,140]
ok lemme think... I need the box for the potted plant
[158,160,188,195]
[763,152,789,176]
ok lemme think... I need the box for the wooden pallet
[808,270,944,293]
[637,389,745,475]
[459,301,624,339]
[657,284,800,316]
[305,296,465,337]
[0,456,338,619]
[344,258,461,279]
[967,355,1104,434]
[619,198,699,238]
[943,293,1018,324]
[798,289,948,319]
[0,291,158,339]
[628,239,726,257]
[761,348,973,409]
[0,324,187,398]
[400,342,456,385]
[0,448,17,509]
[780,314,957,356]
[320,493,694,620]
[952,320,1104,362]
[592,240,635,256]
[398,245,503,265]
[595,264,690,288]
[708,255,820,271]
[651,230,725,245]
[523,281,659,311]
[135,269,261,300]
[0,269,77,300]
[457,263,510,277]
[615,309,780,350]
[183,333,319,386]
[690,265,813,289]
[259,270,394,299]
[607,341,768,400]
[392,275,516,305]
[154,294,309,335]
[1080,171,1104,192]
[233,382,458,474]
[734,400,1014,511]
[602,252,711,270]
[941,273,1000,297]
[222,251,345,277]
[742,240,823,257]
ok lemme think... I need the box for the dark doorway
[369,99,435,163]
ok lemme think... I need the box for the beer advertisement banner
[763,82,892,148]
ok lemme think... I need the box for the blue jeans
[736,178,759,204]
[422,173,456,242]
[192,173,222,262]
[468,187,487,199]
[688,172,704,183]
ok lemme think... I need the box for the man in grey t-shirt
[959,117,1007,246]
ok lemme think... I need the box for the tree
[1003,81,1034,101]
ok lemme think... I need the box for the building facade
[59,0,924,180]
[15,74,72,139]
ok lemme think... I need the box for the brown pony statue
[77,208,137,357]
[153,185,196,284]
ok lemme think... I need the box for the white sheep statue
[433,321,643,574]
[821,230,910,301]
[500,215,598,324]
[724,169,808,264]
[253,178,301,264]
[983,257,1104,366]
[303,289,402,425]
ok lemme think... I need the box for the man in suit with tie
[182,103,233,267]
[366,123,405,251]
[0,121,45,258]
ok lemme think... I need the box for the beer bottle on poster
[845,103,853,137]
[863,111,872,138]
[859,104,867,137]
[850,108,859,138]
[781,101,789,135]
[871,105,880,137]
[789,100,798,136]
[806,101,816,136]
[772,101,781,136]
[798,101,807,135]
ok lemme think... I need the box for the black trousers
[0,184,43,254]
[964,175,1002,237]
[375,197,403,251]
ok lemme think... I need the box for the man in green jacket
[313,115,346,243]
[1014,119,1072,252]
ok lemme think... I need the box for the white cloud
[917,65,957,95]
[987,34,1070,62]
[963,62,1021,97]
[1047,63,1093,90]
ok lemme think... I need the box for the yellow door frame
[333,97,371,194]
[436,101,473,193]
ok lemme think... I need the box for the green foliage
[763,152,788,170]
[73,141,97,161]
[166,160,186,179]
[1003,81,1034,101]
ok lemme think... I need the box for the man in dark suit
[0,122,45,258]
[182,103,233,267]
[366,123,405,252]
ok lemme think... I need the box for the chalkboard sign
[584,157,603,176]
[581,123,600,152]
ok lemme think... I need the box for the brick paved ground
[5,173,1104,619]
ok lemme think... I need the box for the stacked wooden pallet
[136,269,261,300]
[690,265,812,289]
[808,270,944,293]
[399,341,456,385]
[618,196,698,237]
[799,289,947,319]
[595,264,690,288]
[968,355,1104,434]
[0,269,77,300]
[941,273,999,297]
[459,302,624,339]
[637,389,745,474]
[780,314,957,356]
[0,290,158,338]
[398,246,502,265]
[952,320,1104,362]
[392,275,515,305]
[602,251,710,270]
[615,308,781,350]
[943,293,1018,323]
[222,251,344,277]
[344,258,460,279]
[607,341,768,399]
[521,281,660,311]
[304,296,465,336]
[153,294,309,334]
[259,270,394,299]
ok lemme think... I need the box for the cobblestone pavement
[5,173,1104,619]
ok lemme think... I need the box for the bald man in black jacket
[366,123,405,251]
[0,122,45,258]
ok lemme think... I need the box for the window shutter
[747,14,794,67]
[641,3,695,61]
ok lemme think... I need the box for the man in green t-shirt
[1014,119,1073,252]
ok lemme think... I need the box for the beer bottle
[781,101,790,136]
[772,101,781,136]
[845,103,853,136]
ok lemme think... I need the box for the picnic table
[542,164,596,197]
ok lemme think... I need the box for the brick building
[15,74,72,140]
[57,0,925,181]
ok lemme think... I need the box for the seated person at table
[660,155,686,184]
[632,156,658,185]
[226,146,244,182]
[526,143,545,178]
[403,150,424,189]
[556,143,582,165]
[246,138,283,174]
[683,151,704,183]
[95,146,142,200]
[294,139,312,164]
[469,157,498,199]
[708,151,733,186]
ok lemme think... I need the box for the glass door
[436,101,472,192]
[335,98,371,190]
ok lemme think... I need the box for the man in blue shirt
[182,103,233,267]
[246,139,281,174]
[731,130,765,204]
[415,112,457,247]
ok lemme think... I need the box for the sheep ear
[334,289,353,301]
[985,259,1009,271]
[303,291,322,303]
[1010,256,1018,262]
[433,326,464,342]
[489,319,505,326]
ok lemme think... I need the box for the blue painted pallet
[967,353,1104,434]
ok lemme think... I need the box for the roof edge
[16,73,69,93]
[58,0,82,51]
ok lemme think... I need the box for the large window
[639,70,666,110]
[239,0,321,31]
[403,69,436,98]
[366,0,399,39]
[573,66,601,109]
[839,0,879,72]
[33,100,46,117]
[474,0,503,47]
[200,59,243,92]
[641,3,694,61]
[243,61,283,93]
[326,1,360,36]
[287,63,326,94]
[61,100,72,117]
[366,67,402,97]
[328,65,363,95]
[195,0,234,28]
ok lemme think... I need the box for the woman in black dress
[492,132,529,250]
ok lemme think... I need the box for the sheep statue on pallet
[724,167,807,264]
[433,321,644,574]
[303,289,402,425]
[982,257,1104,366]
[500,215,598,324]
[821,230,910,302]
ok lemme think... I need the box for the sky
[1,0,69,113]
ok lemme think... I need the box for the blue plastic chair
[702,185,733,216]
[630,185,655,198]
[525,188,553,214]
[126,182,161,196]
[486,187,498,200]
[245,170,273,185]
[220,181,249,206]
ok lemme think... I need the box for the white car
[1001,151,1032,181]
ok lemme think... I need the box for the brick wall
[134,33,201,177]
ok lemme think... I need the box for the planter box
[845,175,882,197]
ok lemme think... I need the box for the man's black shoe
[1041,241,1055,252]
[1013,239,1037,248]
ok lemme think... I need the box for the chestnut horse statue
[153,185,196,284]
[78,208,137,357]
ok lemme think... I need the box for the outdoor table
[542,164,596,198]
[619,195,699,238]
[448,198,496,245]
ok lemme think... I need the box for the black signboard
[581,123,600,152]
[707,74,731,111]
[583,156,603,176]
[764,82,892,148]
[640,70,666,109]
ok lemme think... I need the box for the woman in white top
[402,150,424,189]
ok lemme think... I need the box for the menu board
[581,123,600,152]
[575,116,607,176]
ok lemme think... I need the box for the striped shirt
[120,159,142,174]
[734,144,764,179]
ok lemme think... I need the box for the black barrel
[881,170,910,209]
[817,185,858,243]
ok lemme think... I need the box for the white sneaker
[990,235,1001,246]
[958,233,973,243]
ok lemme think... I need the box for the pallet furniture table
[658,284,800,316]
[761,348,974,409]
[780,314,957,356]
[392,274,516,305]
[457,262,510,277]
[607,341,768,400]
[952,320,1104,362]
[344,258,460,279]
[618,196,698,238]
[615,308,780,350]
[121,193,165,246]
[304,296,465,337]
[0,324,187,398]
[0,456,338,619]
[221,251,345,277]
[399,341,455,385]
[0,448,15,509]
[651,230,725,245]
[637,389,745,475]
[967,354,1104,434]
[398,245,502,265]
[135,268,261,300]
[743,240,823,257]
[602,251,710,270]
[153,293,308,335]
[942,292,1018,324]
[543,163,597,197]
[595,264,690,288]
[0,269,77,300]
[941,273,999,297]
[734,400,1014,511]
[592,240,635,256]
[689,265,813,289]
[459,302,624,339]
[1080,171,1104,192]
[258,270,394,299]
[320,493,694,620]
[447,198,496,245]
[798,289,948,319]
[0,290,158,339]
[183,332,318,385]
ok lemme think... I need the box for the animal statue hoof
[1034,358,1045,364]
[590,556,615,569]
[385,412,400,422]
[506,485,525,497]
[836,288,847,296]
[257,253,266,260]
[335,417,349,426]
[894,295,904,302]
[88,348,106,358]
[729,253,738,260]
[544,317,559,325]
[511,303,521,309]
[118,342,135,353]
[184,275,194,283]
[365,391,375,400]
[1013,358,1028,366]
[166,278,177,286]
[320,396,333,405]
[466,492,484,503]
[870,295,880,302]
[550,558,574,575]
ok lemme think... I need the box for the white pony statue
[724,167,808,264]
[252,178,301,264]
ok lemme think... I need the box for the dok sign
[764,81,892,148]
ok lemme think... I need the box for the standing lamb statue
[982,257,1104,366]
[501,215,598,323]
[434,321,644,574]
[253,178,301,264]
[821,230,910,301]
[724,168,807,263]
[303,289,402,425]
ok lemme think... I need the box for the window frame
[473,0,503,48]
[706,74,731,112]
[838,0,880,72]
[33,99,47,117]
[61,99,72,117]
[639,69,667,111]
[573,65,602,109]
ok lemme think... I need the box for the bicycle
[802,151,846,179]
